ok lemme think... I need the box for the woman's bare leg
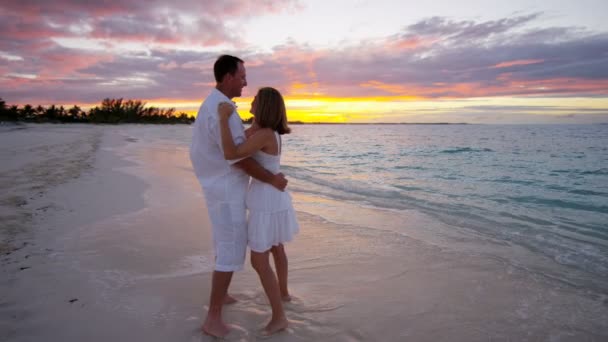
[270,244,291,301]
[250,250,288,335]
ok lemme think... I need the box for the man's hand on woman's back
[272,173,288,192]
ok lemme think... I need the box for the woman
[218,87,299,335]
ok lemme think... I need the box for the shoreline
[2,124,607,341]
[6,121,608,127]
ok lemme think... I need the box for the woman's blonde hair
[253,87,291,135]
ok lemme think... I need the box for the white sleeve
[212,110,247,165]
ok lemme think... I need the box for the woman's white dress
[246,132,299,252]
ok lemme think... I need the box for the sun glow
[22,94,608,124]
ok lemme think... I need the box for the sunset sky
[1,0,608,123]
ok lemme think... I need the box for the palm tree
[45,105,58,121]
[5,105,19,121]
[0,98,10,121]
[35,105,45,117]
[68,105,83,122]
[20,104,35,120]
[0,97,191,124]
[57,105,66,120]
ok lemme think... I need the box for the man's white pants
[202,177,248,272]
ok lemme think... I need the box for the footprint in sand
[242,291,344,314]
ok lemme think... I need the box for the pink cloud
[493,59,545,68]
[1,10,607,106]
[0,0,301,48]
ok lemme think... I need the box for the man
[190,55,287,337]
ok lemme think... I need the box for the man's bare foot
[282,294,292,302]
[224,294,238,305]
[202,317,230,338]
[262,317,288,336]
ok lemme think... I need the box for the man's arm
[234,158,287,191]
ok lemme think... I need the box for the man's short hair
[214,55,244,83]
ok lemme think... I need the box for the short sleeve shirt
[189,88,248,190]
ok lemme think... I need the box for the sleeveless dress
[246,131,299,252]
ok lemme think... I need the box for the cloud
[402,13,540,42]
[0,0,300,103]
[288,13,608,98]
[0,1,301,50]
[493,60,545,69]
[1,6,607,109]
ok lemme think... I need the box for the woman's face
[250,95,257,117]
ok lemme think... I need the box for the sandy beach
[1,124,607,342]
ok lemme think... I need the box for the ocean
[280,124,608,296]
[139,123,607,297]
[132,122,608,298]
[73,122,608,298]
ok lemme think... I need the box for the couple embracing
[189,55,299,337]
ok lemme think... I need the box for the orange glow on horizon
[9,78,608,123]
[234,95,429,123]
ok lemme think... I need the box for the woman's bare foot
[262,317,288,336]
[202,317,230,338]
[224,294,238,304]
[282,294,292,302]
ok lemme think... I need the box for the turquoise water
[281,124,608,291]
[98,122,608,296]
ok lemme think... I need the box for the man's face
[228,62,247,98]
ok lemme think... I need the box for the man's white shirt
[190,88,248,189]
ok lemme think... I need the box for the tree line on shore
[0,98,195,124]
